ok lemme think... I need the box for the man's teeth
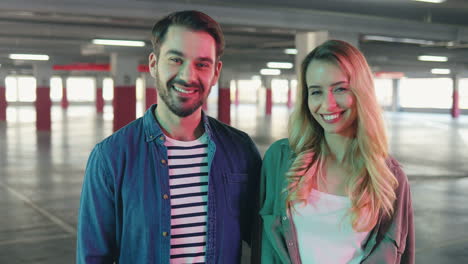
[173,85,195,94]
[323,113,340,120]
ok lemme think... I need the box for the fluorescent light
[9,54,49,61]
[418,55,448,62]
[363,35,435,45]
[260,69,281,75]
[267,62,293,69]
[413,0,445,3]
[431,68,450,74]
[284,48,297,55]
[92,39,145,47]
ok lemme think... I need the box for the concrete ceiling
[1,0,468,77]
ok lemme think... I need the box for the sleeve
[76,144,117,264]
[258,144,281,263]
[401,179,415,264]
[242,136,263,263]
[390,158,415,264]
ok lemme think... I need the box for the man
[76,10,261,263]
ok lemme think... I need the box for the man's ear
[211,60,223,86]
[148,52,158,78]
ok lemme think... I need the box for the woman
[259,40,414,263]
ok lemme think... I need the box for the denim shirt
[259,139,415,264]
[77,104,262,264]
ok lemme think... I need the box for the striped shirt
[165,133,209,264]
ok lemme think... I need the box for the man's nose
[178,63,195,83]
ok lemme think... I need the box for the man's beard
[155,74,210,118]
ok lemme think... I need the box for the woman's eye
[310,90,322,95]
[334,87,348,93]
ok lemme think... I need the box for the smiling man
[77,10,262,264]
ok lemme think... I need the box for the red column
[61,77,69,109]
[113,85,136,131]
[96,87,104,113]
[36,86,52,131]
[145,87,157,110]
[266,88,272,116]
[451,89,460,118]
[218,87,231,124]
[0,83,6,121]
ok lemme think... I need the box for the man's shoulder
[206,115,252,141]
[97,116,145,151]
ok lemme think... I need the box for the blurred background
[0,0,468,263]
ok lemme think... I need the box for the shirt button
[159,136,165,140]
[282,216,288,221]
[162,232,168,237]
[161,159,166,164]
[163,194,169,199]
[149,135,154,139]
[288,242,293,247]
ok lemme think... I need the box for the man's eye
[170,58,182,64]
[196,63,210,68]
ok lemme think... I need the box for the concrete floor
[1,103,468,263]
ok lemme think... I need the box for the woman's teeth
[322,113,340,120]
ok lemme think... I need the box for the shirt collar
[143,104,213,142]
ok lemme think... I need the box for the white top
[292,189,370,264]
[164,133,209,264]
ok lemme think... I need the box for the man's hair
[151,10,225,61]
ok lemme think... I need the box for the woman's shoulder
[264,138,292,160]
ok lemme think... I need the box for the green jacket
[259,139,415,264]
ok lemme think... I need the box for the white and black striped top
[165,133,209,264]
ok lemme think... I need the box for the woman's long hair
[286,40,398,232]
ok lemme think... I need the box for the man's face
[149,25,222,117]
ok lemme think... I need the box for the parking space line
[0,181,76,235]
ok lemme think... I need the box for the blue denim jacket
[77,104,262,264]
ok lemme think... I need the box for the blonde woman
[259,40,414,263]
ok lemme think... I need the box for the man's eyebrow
[308,81,348,89]
[165,49,214,63]
[165,49,184,56]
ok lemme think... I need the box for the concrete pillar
[33,63,53,131]
[262,76,273,116]
[295,31,329,76]
[451,74,460,118]
[392,79,400,112]
[294,31,359,76]
[0,71,7,121]
[111,53,139,131]
[218,70,233,125]
[144,72,157,111]
[95,76,104,114]
[287,78,293,109]
[60,75,69,109]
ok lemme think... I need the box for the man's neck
[154,103,204,141]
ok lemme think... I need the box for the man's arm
[76,144,117,264]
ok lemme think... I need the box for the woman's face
[305,59,357,137]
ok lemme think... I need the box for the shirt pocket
[223,173,249,217]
